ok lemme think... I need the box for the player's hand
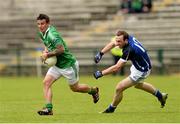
[42,50,48,54]
[41,52,48,63]
[94,52,104,63]
[40,56,46,64]
[94,71,103,79]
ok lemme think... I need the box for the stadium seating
[0,0,119,48]
[0,0,180,75]
[69,0,180,74]
[0,0,119,75]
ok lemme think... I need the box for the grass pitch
[0,75,180,123]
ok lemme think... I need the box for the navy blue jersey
[121,35,152,72]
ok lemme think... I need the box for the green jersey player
[36,14,99,115]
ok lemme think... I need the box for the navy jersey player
[94,30,168,113]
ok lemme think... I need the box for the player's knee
[70,82,80,92]
[134,83,142,89]
[70,85,79,92]
[115,85,124,93]
[43,79,51,88]
[71,87,79,92]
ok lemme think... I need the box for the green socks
[88,87,96,95]
[46,103,53,111]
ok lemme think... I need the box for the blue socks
[154,90,163,100]
[107,104,116,112]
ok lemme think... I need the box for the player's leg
[134,82,156,94]
[38,74,56,115]
[69,82,99,103]
[38,66,61,115]
[63,61,99,103]
[134,82,168,108]
[102,77,135,113]
[43,74,56,105]
[69,81,91,92]
[131,65,168,108]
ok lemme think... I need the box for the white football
[44,56,57,67]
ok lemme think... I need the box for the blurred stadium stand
[0,0,180,76]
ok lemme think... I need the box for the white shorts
[46,61,79,85]
[129,65,151,83]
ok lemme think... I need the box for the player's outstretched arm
[93,60,126,79]
[101,40,115,54]
[94,40,115,63]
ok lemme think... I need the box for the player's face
[115,35,126,48]
[37,19,49,33]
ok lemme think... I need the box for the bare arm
[102,59,126,75]
[46,45,64,58]
[43,47,48,53]
[42,44,64,60]
[101,40,115,54]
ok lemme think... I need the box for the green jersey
[38,25,76,68]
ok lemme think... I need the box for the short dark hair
[116,30,129,41]
[36,14,50,23]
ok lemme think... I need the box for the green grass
[0,75,180,123]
